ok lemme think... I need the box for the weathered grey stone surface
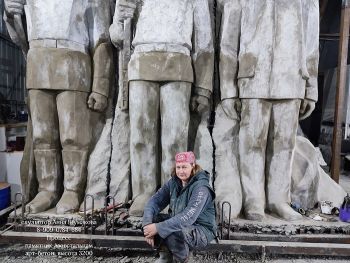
[110,0,214,216]
[292,136,346,209]
[213,102,242,219]
[4,0,113,214]
[109,106,131,205]
[5,0,342,228]
[193,111,214,175]
[81,112,113,212]
[218,0,320,221]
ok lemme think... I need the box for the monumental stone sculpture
[212,0,242,219]
[4,0,113,214]
[110,0,214,216]
[217,0,320,221]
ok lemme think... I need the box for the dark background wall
[0,0,26,124]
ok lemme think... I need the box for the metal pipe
[14,193,24,231]
[104,196,116,236]
[220,201,232,240]
[331,0,350,183]
[83,194,95,235]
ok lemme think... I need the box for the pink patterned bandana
[175,151,196,164]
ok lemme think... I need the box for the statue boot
[56,150,88,214]
[244,201,265,222]
[268,203,302,221]
[25,149,62,213]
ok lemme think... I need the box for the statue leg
[213,102,242,219]
[55,91,91,214]
[266,99,302,221]
[160,81,191,184]
[129,80,160,216]
[26,90,62,213]
[239,99,271,221]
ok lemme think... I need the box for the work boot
[56,150,88,214]
[155,250,173,263]
[173,252,193,263]
[268,203,303,221]
[25,149,62,213]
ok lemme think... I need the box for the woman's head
[173,152,201,184]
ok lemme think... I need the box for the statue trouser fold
[128,81,191,216]
[26,149,62,213]
[56,149,88,214]
[28,90,91,214]
[239,99,302,221]
[212,102,242,218]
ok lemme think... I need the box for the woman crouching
[142,151,217,263]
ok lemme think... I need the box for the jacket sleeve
[142,181,171,227]
[88,0,114,97]
[219,0,241,100]
[155,186,212,239]
[192,0,214,98]
[304,0,319,102]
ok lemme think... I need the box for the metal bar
[228,232,350,244]
[220,201,232,240]
[83,194,94,235]
[111,197,116,235]
[104,196,116,235]
[0,224,14,235]
[331,1,350,183]
[14,193,24,216]
[14,193,24,231]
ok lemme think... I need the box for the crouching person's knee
[183,227,208,249]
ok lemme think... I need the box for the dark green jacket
[143,170,217,242]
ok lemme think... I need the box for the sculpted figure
[4,0,113,214]
[110,0,214,216]
[212,0,242,219]
[219,0,319,220]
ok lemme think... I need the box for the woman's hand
[144,236,155,247]
[143,223,158,238]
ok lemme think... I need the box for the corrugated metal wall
[0,0,26,121]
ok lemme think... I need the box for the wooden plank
[2,231,350,257]
[331,0,350,182]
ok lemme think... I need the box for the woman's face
[176,162,193,184]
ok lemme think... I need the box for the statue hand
[221,98,241,120]
[110,1,136,47]
[88,92,108,113]
[118,0,136,21]
[191,94,210,114]
[4,0,24,16]
[299,98,315,120]
[109,23,124,48]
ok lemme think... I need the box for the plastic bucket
[0,182,11,211]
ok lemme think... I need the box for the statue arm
[3,6,28,55]
[304,0,319,102]
[87,0,114,112]
[191,0,215,99]
[219,0,241,101]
